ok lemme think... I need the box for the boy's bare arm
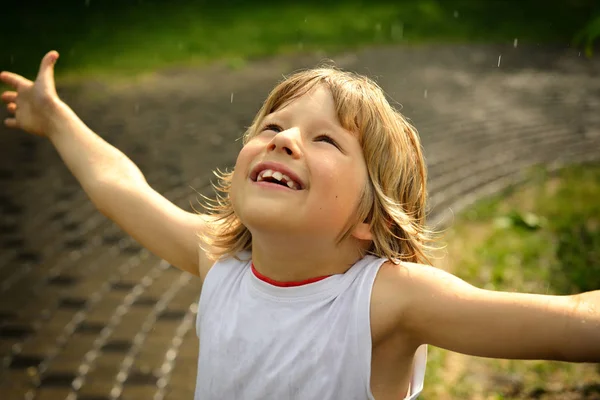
[1,51,211,277]
[50,102,209,276]
[376,262,600,362]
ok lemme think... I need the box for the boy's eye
[315,134,339,148]
[260,125,340,150]
[262,123,282,133]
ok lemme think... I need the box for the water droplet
[513,38,518,48]
[453,10,459,18]
[375,23,382,32]
[497,55,502,67]
[423,89,428,99]
[10,55,14,64]
[117,371,127,383]
[161,364,172,374]
[85,0,91,6]
[230,93,234,103]
[110,387,122,399]
[304,17,308,23]
[72,377,83,390]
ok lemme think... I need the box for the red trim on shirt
[251,263,332,287]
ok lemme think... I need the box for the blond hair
[199,66,434,265]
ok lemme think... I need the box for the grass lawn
[424,164,600,399]
[1,0,596,80]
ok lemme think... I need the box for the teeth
[256,168,300,190]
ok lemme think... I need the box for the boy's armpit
[375,262,600,362]
[196,214,221,283]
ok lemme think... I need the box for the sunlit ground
[426,164,600,399]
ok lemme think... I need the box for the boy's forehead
[266,89,337,123]
[265,106,339,128]
[273,87,331,112]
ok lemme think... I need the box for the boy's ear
[351,221,373,241]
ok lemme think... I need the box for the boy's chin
[243,215,319,237]
[243,214,300,233]
[237,203,343,238]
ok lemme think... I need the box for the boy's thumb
[37,51,59,88]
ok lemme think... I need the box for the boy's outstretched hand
[1,50,61,137]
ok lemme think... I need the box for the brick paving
[0,44,599,399]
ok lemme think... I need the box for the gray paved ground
[0,44,599,400]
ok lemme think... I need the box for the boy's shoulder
[370,260,435,345]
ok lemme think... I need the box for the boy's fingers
[0,71,30,89]
[7,103,17,113]
[37,51,59,88]
[4,117,17,129]
[1,91,17,104]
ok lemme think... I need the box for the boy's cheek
[229,173,243,208]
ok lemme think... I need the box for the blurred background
[2,0,599,78]
[1,1,599,399]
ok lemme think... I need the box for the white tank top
[195,251,427,400]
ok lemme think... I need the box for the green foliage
[455,164,600,295]
[574,13,600,56]
[427,164,600,400]
[493,210,543,231]
[555,221,600,293]
[0,0,595,79]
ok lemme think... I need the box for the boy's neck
[250,234,365,282]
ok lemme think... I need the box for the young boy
[1,51,599,400]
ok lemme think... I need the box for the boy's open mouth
[250,162,305,190]
[255,169,300,190]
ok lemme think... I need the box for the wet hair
[199,66,434,265]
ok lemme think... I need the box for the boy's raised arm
[1,51,212,277]
[376,262,600,362]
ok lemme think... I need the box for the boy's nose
[267,128,302,158]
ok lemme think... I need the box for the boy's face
[230,86,370,243]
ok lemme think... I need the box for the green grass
[575,12,600,56]
[1,0,595,80]
[422,164,600,399]
[458,164,600,294]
